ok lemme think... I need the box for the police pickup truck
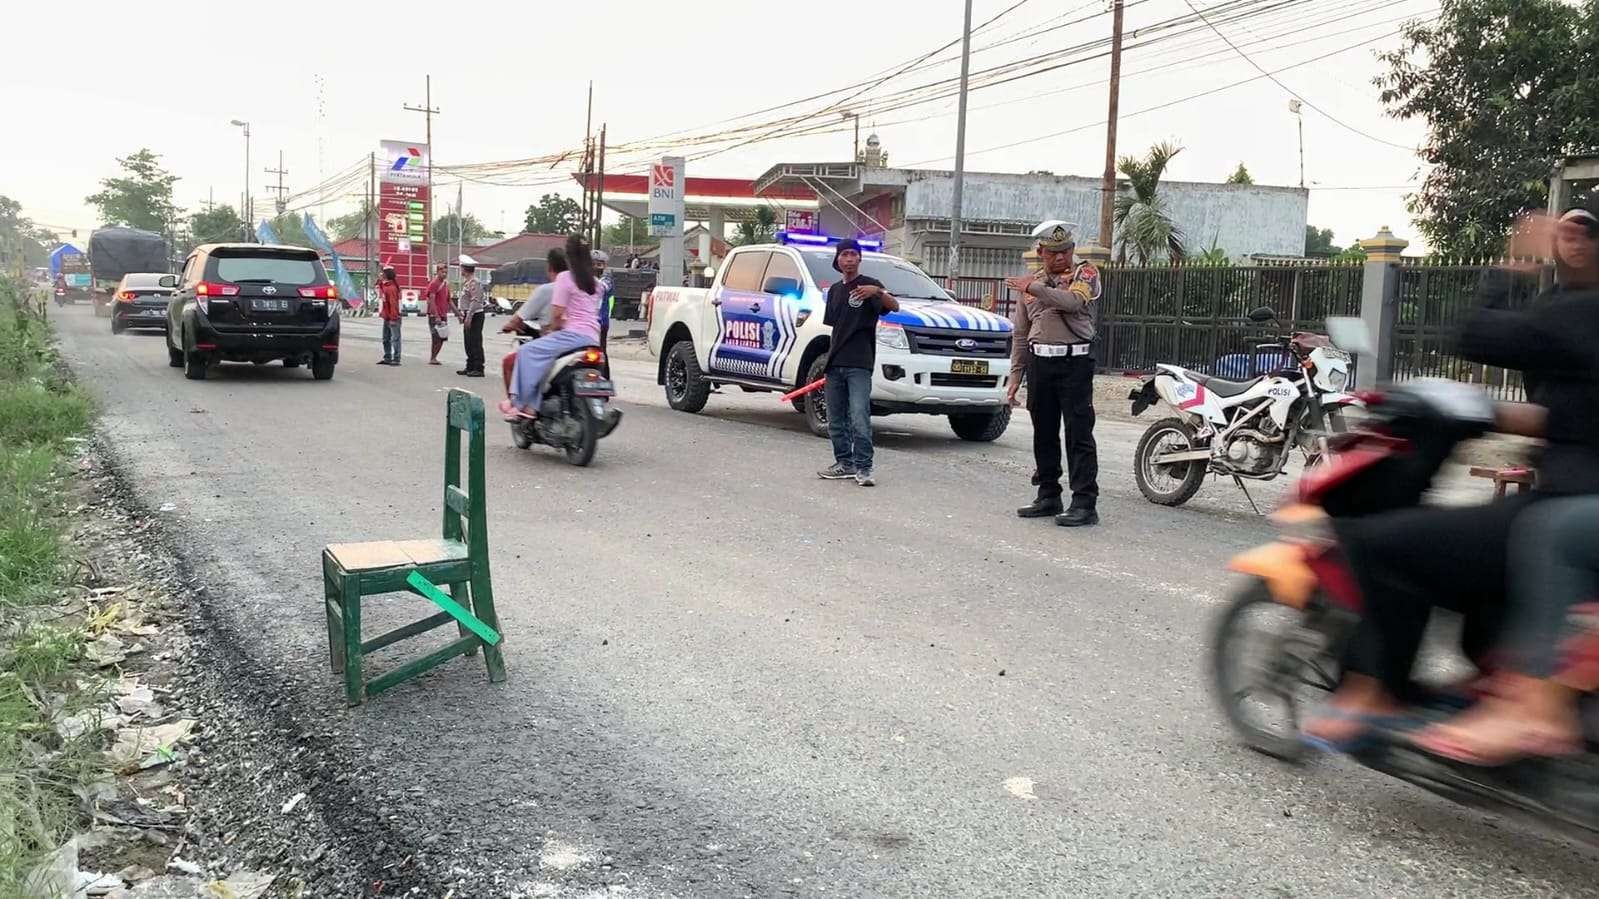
[646,233,1014,441]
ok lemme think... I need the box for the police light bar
[776,231,884,252]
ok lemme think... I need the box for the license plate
[142,309,163,317]
[574,378,614,396]
[950,359,989,375]
[254,299,289,312]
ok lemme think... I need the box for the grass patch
[0,274,104,895]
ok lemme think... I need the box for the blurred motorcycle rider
[1303,204,1599,752]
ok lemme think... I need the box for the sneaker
[818,463,856,480]
[855,468,876,487]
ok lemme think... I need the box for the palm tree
[1113,141,1187,265]
[732,206,779,246]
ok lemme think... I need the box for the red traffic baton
[780,377,826,403]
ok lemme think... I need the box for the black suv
[166,244,341,381]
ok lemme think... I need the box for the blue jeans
[1508,496,1599,678]
[382,319,402,362]
[825,366,873,472]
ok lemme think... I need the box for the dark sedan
[111,273,177,335]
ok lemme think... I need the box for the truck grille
[905,326,1011,358]
[928,372,1000,389]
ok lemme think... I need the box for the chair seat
[326,538,469,574]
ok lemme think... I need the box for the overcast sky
[3,0,1436,252]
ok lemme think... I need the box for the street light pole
[229,119,251,238]
[1289,99,1305,188]
[948,0,974,284]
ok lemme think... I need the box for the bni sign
[648,157,684,237]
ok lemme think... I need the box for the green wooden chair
[322,389,506,705]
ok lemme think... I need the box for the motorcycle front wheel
[1211,579,1342,762]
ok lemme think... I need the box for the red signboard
[378,182,430,300]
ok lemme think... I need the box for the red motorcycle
[1211,373,1599,843]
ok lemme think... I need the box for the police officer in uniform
[1007,220,1103,527]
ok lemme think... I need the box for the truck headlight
[876,322,908,350]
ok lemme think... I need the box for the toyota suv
[166,244,340,381]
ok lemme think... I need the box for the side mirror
[1325,316,1375,356]
[1247,306,1277,323]
[159,275,177,288]
[763,276,800,297]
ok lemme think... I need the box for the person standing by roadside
[818,239,899,487]
[1007,220,1103,527]
[425,262,452,365]
[377,266,402,366]
[456,254,487,378]
[594,251,615,378]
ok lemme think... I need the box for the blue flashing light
[776,230,884,252]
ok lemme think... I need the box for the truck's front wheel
[665,341,710,412]
[949,406,1011,442]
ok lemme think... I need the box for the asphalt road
[56,307,1598,897]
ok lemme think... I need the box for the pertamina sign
[381,139,429,186]
[648,157,684,237]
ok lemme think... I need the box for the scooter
[506,323,622,467]
[1210,321,1599,844]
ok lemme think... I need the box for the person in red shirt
[424,262,452,365]
[377,266,402,366]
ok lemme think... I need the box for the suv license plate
[254,299,288,312]
[951,359,989,375]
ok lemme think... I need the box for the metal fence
[1092,263,1365,374]
[1391,262,1544,400]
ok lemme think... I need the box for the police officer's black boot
[1016,495,1064,518]
[1055,507,1099,527]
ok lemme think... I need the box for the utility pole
[1098,0,1126,252]
[948,0,974,283]
[594,124,607,249]
[843,111,860,161]
[265,151,289,216]
[403,75,439,267]
[366,153,376,303]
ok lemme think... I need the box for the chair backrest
[442,390,488,553]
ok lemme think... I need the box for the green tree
[601,214,657,252]
[85,149,179,233]
[731,206,779,247]
[1114,141,1186,265]
[0,196,57,268]
[1305,225,1339,256]
[1376,0,1599,256]
[433,212,491,247]
[1226,163,1254,185]
[263,212,310,247]
[327,201,375,242]
[188,204,245,248]
[523,193,583,234]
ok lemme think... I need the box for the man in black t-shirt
[818,239,899,486]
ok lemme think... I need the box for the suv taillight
[195,281,239,314]
[298,285,338,299]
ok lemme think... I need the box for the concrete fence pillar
[1354,226,1409,389]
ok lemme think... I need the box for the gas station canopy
[573,174,817,224]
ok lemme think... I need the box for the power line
[900,22,1424,167]
[1181,0,1416,150]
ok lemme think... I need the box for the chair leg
[324,572,345,674]
[343,574,366,706]
[450,581,479,657]
[468,570,507,683]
